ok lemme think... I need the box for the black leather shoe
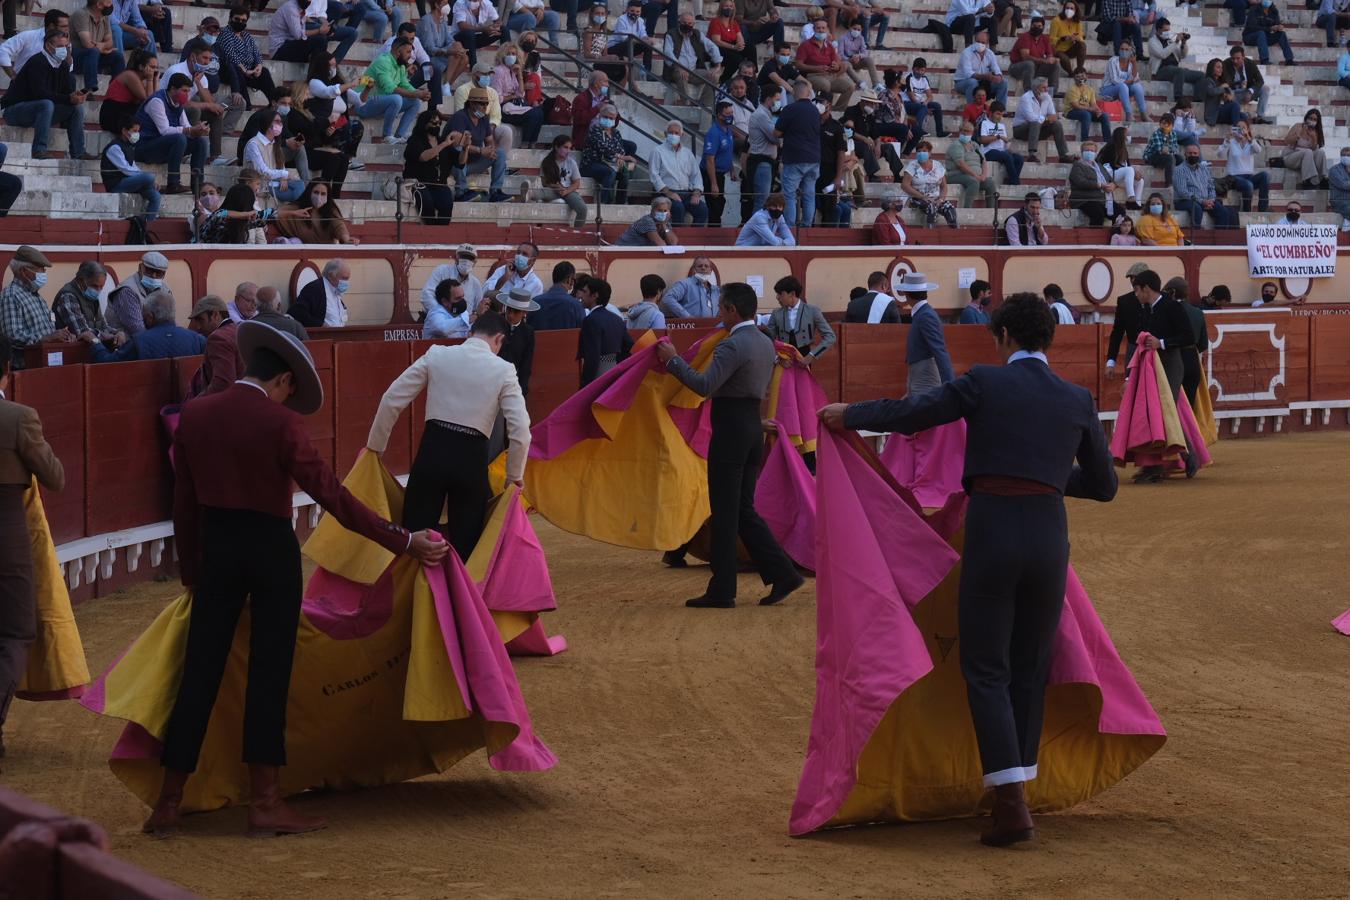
[686,595,735,608]
[1184,451,1199,479]
[760,573,806,606]
[662,550,688,568]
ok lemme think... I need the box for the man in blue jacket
[896,271,954,394]
[91,290,205,362]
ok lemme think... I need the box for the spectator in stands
[1100,0,1142,57]
[0,247,73,364]
[492,42,543,144]
[958,279,992,323]
[702,101,737,226]
[757,41,801,95]
[776,80,821,229]
[1243,0,1295,65]
[1285,109,1329,189]
[1012,77,1069,165]
[738,0,785,55]
[943,0,995,50]
[1275,201,1303,225]
[1068,140,1111,227]
[420,243,485,317]
[70,0,124,93]
[0,10,69,79]
[745,84,781,217]
[903,59,944,139]
[580,101,633,205]
[484,241,544,299]
[1099,40,1148,123]
[99,47,155,133]
[963,84,990,124]
[101,114,162,219]
[1063,67,1110,142]
[269,0,330,62]
[254,288,309,341]
[1144,113,1182,187]
[954,28,1007,105]
[358,38,427,144]
[1224,46,1272,124]
[625,275,666,329]
[418,3,467,108]
[837,14,880,92]
[901,140,956,229]
[508,0,560,45]
[452,60,516,159]
[1136,192,1184,245]
[452,0,502,66]
[539,135,587,227]
[276,180,356,243]
[1248,280,1302,307]
[163,44,238,165]
[244,110,304,202]
[217,7,274,109]
[529,262,585,330]
[1217,120,1269,212]
[423,278,468,339]
[616,196,679,246]
[403,108,464,226]
[1223,0,1252,28]
[796,17,853,109]
[707,2,745,80]
[735,192,794,246]
[110,0,155,54]
[238,86,312,184]
[90,290,204,363]
[570,70,608,149]
[1198,58,1237,127]
[1318,0,1350,48]
[1339,39,1350,89]
[0,144,18,219]
[1004,191,1048,245]
[1331,147,1350,230]
[1110,213,1139,245]
[978,101,1024,185]
[303,52,367,162]
[1149,19,1201,102]
[105,251,169,337]
[227,282,258,323]
[663,13,721,102]
[649,119,708,227]
[869,194,907,245]
[608,0,653,72]
[661,257,720,318]
[945,120,997,208]
[577,277,631,386]
[290,259,351,328]
[52,260,111,341]
[0,31,94,162]
[1171,99,1203,148]
[1050,1,1085,76]
[349,0,402,42]
[1102,126,1142,209]
[185,295,242,397]
[810,92,850,225]
[1008,11,1058,95]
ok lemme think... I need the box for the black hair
[1210,284,1231,301]
[715,100,733,115]
[849,286,867,301]
[44,9,68,27]
[1043,282,1064,300]
[586,277,612,305]
[472,310,509,337]
[573,273,592,294]
[773,275,802,296]
[1133,269,1161,292]
[989,292,1056,352]
[0,335,10,377]
[970,279,990,300]
[433,278,460,301]
[867,270,887,289]
[391,38,413,52]
[988,100,1004,113]
[551,260,575,284]
[117,113,139,134]
[1024,191,1040,204]
[166,72,193,91]
[244,346,290,380]
[722,283,758,319]
[640,273,665,298]
[773,41,790,52]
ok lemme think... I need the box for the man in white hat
[896,271,954,395]
[419,243,485,318]
[498,287,538,398]
[368,311,530,561]
[144,322,448,839]
[105,250,172,339]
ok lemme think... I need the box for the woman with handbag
[303,52,369,180]
[492,42,545,144]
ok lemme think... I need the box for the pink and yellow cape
[789,429,1166,834]
[17,478,89,702]
[1111,335,1213,471]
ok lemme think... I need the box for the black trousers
[402,421,490,562]
[161,508,303,772]
[0,485,34,729]
[958,492,1069,783]
[1181,346,1202,409]
[703,167,727,226]
[706,398,796,600]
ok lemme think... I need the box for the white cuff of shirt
[1106,359,1116,367]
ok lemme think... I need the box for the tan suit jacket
[0,396,65,490]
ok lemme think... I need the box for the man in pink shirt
[1007,11,1059,94]
[795,20,853,109]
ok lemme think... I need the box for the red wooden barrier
[304,341,337,472]
[1310,316,1350,401]
[10,366,86,543]
[529,331,581,423]
[837,323,906,403]
[83,360,173,536]
[333,341,412,475]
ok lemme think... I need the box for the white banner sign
[1246,223,1338,278]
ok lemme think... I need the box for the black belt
[429,419,487,439]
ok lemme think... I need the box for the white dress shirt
[367,338,531,481]
[323,278,349,327]
[163,60,209,100]
[0,28,45,72]
[483,265,545,300]
[420,264,485,314]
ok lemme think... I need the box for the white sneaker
[209,155,231,166]
[348,160,366,170]
[385,136,407,146]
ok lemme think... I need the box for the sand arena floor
[5,432,1350,899]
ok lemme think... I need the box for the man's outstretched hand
[655,340,677,364]
[818,403,848,432]
[409,530,451,564]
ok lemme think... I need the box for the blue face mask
[141,274,163,290]
[653,210,668,222]
[83,285,101,301]
[958,133,972,144]
[202,32,217,45]
[665,132,680,146]
[777,53,790,64]
[1149,203,1163,215]
[477,75,492,87]
[514,253,531,271]
[916,150,930,163]
[53,46,68,61]
[843,127,853,139]
[32,272,48,289]
[598,84,609,96]
[335,279,350,294]
[1082,149,1096,162]
[772,97,784,111]
[597,116,616,128]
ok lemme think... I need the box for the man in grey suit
[656,283,804,609]
[897,271,955,395]
[763,275,836,364]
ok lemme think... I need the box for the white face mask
[456,258,474,275]
[694,271,717,285]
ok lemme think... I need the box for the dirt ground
[5,431,1350,899]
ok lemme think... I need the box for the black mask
[768,207,783,219]
[979,294,991,307]
[679,23,692,33]
[230,19,247,31]
[1262,293,1276,302]
[1286,211,1300,222]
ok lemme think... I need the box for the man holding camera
[1148,19,1202,102]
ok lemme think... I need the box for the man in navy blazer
[819,293,1117,848]
[896,271,954,394]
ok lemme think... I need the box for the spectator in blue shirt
[774,80,822,229]
[90,290,206,362]
[702,99,737,226]
[958,279,993,323]
[735,192,795,246]
[528,261,586,330]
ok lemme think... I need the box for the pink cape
[754,423,817,571]
[789,429,1166,835]
[1332,608,1350,635]
[1110,334,1212,470]
[879,420,968,508]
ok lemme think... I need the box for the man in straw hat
[368,312,530,562]
[895,271,954,395]
[143,322,449,838]
[445,85,509,203]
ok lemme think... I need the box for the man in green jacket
[358,38,429,143]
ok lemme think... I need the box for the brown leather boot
[142,769,189,838]
[980,781,1035,847]
[247,764,326,837]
